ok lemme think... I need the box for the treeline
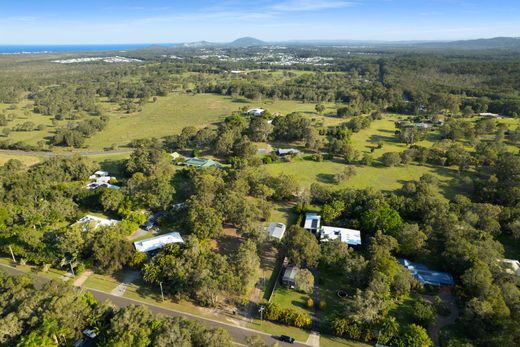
[0,271,236,346]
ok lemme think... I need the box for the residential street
[0,263,310,347]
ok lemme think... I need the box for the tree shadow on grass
[368,133,400,145]
[316,173,337,184]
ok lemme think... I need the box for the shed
[282,265,299,288]
[304,213,321,233]
[267,222,286,240]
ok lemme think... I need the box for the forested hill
[415,37,520,51]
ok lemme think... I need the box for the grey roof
[282,265,298,283]
[399,259,454,286]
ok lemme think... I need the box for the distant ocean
[0,43,172,54]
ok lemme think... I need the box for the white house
[276,148,301,156]
[134,232,184,253]
[89,171,109,180]
[75,215,118,229]
[247,108,265,117]
[479,112,501,118]
[500,259,520,277]
[304,213,321,233]
[267,222,286,240]
[320,226,362,246]
[87,170,120,190]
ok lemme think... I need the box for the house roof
[247,108,265,115]
[399,258,454,286]
[267,222,286,239]
[276,148,301,155]
[184,157,220,168]
[89,171,109,179]
[320,226,362,246]
[501,259,520,276]
[76,215,118,229]
[304,213,321,230]
[282,265,298,283]
[134,232,184,252]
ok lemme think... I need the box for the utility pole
[258,305,265,325]
[69,260,75,277]
[159,281,165,302]
[8,245,16,263]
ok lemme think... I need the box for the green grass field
[265,155,468,198]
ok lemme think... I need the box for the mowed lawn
[265,156,466,197]
[0,153,41,166]
[85,94,338,150]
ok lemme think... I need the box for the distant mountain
[228,37,265,47]
[416,37,520,50]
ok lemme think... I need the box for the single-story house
[87,171,119,190]
[500,259,520,277]
[304,213,321,233]
[282,265,299,288]
[75,215,118,229]
[86,182,120,190]
[276,148,301,156]
[134,232,184,253]
[170,152,182,161]
[399,259,454,286]
[413,122,433,129]
[479,112,501,118]
[267,222,287,240]
[89,171,109,180]
[320,226,362,246]
[183,157,221,169]
[247,108,265,117]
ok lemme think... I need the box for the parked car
[279,335,295,344]
[141,220,155,231]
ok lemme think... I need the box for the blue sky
[1,0,519,44]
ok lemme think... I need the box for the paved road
[0,148,134,158]
[0,264,309,347]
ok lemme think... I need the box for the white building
[87,171,120,190]
[267,222,287,240]
[304,213,321,233]
[134,232,184,253]
[75,215,118,229]
[276,148,301,156]
[247,108,265,117]
[89,171,109,179]
[320,226,362,246]
[500,259,520,277]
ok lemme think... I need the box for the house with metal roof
[399,259,454,286]
[267,222,286,240]
[304,213,321,233]
[183,157,221,168]
[133,232,184,253]
[282,265,299,288]
[75,215,118,229]
[247,108,265,116]
[320,226,362,246]
[276,148,301,156]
